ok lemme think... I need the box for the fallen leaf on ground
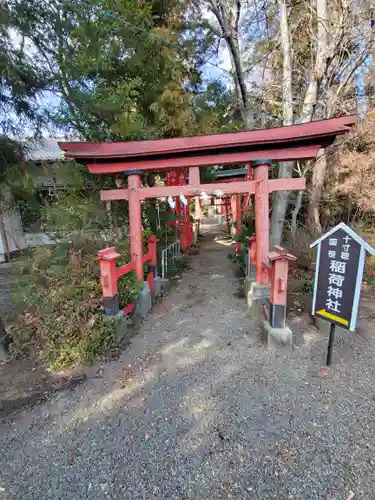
[192,406,204,413]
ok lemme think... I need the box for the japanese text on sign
[324,235,352,315]
[313,228,361,329]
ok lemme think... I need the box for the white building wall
[0,208,27,262]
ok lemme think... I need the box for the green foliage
[227,252,244,265]
[3,0,237,140]
[0,138,38,212]
[167,256,190,277]
[45,191,109,236]
[233,220,253,245]
[8,170,141,369]
[10,236,141,369]
[0,6,49,134]
[118,272,143,308]
[294,279,314,295]
[11,243,109,367]
[0,137,24,185]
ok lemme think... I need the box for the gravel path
[1,219,375,499]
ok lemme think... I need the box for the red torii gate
[59,115,356,289]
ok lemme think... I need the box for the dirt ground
[0,359,87,419]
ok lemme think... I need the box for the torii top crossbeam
[59,115,357,173]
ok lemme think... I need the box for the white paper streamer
[215,189,224,196]
[167,196,176,209]
[180,193,188,206]
[200,191,209,201]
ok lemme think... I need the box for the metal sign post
[310,222,375,366]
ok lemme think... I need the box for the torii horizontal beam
[88,145,320,174]
[59,115,357,162]
[100,178,306,201]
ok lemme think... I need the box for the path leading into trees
[1,219,375,499]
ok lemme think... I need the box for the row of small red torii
[59,115,357,326]
[97,170,244,316]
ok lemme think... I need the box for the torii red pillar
[127,171,143,281]
[253,159,271,285]
[235,193,242,252]
[244,165,252,221]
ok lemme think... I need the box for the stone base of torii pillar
[247,281,293,351]
[262,321,293,350]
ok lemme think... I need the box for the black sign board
[313,228,361,329]
[311,223,375,365]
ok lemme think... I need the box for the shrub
[227,252,245,265]
[284,226,314,270]
[167,256,190,277]
[10,236,140,370]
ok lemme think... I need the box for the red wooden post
[253,159,271,285]
[180,226,186,250]
[230,195,235,221]
[268,246,296,328]
[219,197,224,215]
[235,193,242,252]
[97,247,121,315]
[189,166,200,186]
[127,171,143,281]
[249,235,256,262]
[225,196,231,233]
[180,201,186,249]
[247,165,252,180]
[178,169,188,249]
[148,235,157,266]
[248,235,257,280]
[244,165,252,220]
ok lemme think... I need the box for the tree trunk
[291,189,303,241]
[300,0,328,123]
[242,108,253,129]
[209,0,252,128]
[270,0,294,247]
[270,161,295,247]
[307,151,326,234]
[302,0,328,232]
